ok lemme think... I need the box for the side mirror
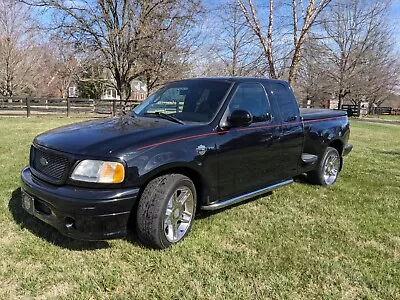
[227,109,252,128]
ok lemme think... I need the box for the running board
[201,179,293,211]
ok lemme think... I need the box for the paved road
[351,118,400,126]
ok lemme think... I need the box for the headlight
[71,160,125,183]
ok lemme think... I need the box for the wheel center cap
[174,209,180,218]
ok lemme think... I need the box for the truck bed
[300,108,347,121]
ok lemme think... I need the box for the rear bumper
[20,167,140,240]
[343,143,353,156]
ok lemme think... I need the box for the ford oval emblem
[39,157,49,167]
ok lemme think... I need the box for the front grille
[31,146,70,182]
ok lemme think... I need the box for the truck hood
[34,116,184,157]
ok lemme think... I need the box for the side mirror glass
[227,109,252,128]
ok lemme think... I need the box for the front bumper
[20,167,140,240]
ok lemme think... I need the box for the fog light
[64,217,75,230]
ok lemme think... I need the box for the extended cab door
[217,82,283,199]
[264,82,304,180]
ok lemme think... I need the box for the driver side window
[229,83,272,123]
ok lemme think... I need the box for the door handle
[285,116,297,122]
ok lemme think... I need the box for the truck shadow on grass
[197,175,313,219]
[196,191,274,219]
[8,188,112,251]
[293,174,310,184]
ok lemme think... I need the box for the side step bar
[201,179,293,211]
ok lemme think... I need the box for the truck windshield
[132,80,232,123]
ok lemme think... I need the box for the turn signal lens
[99,162,125,183]
[71,160,125,183]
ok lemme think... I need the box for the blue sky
[392,0,400,17]
[33,0,400,51]
[390,0,400,49]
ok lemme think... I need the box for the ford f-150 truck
[20,77,352,249]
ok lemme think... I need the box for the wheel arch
[139,164,206,209]
[328,139,344,155]
[328,139,344,171]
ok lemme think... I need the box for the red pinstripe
[136,115,346,150]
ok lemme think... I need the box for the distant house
[68,79,147,101]
[130,80,147,101]
[100,80,147,101]
[68,85,79,98]
[101,87,120,101]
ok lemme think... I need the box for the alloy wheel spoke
[173,191,179,207]
[165,208,173,216]
[182,210,192,218]
[179,217,190,224]
[177,190,191,204]
[172,220,178,240]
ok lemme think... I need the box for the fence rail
[0,97,140,117]
[1,97,399,118]
[341,104,360,117]
[373,106,392,115]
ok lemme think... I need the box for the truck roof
[173,77,290,86]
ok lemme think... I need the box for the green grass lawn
[366,114,400,122]
[0,117,399,299]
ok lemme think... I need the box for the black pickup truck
[21,77,352,248]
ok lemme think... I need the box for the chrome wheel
[323,152,340,185]
[164,186,194,243]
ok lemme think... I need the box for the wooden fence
[341,104,360,117]
[340,104,400,117]
[2,97,399,118]
[374,106,394,115]
[0,97,141,117]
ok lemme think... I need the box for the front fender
[124,142,211,191]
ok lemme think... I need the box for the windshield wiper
[144,112,184,125]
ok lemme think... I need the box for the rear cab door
[263,82,304,180]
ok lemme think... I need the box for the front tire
[136,174,196,249]
[308,147,341,186]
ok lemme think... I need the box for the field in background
[0,118,399,299]
[372,114,400,122]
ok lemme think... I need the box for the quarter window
[266,83,298,122]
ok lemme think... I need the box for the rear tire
[308,147,341,186]
[136,174,196,249]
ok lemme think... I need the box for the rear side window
[228,83,271,123]
[266,83,298,122]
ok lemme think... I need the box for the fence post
[26,97,31,117]
[112,100,116,117]
[67,98,71,117]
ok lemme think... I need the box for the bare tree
[44,39,81,98]
[296,37,331,107]
[237,0,331,85]
[207,1,263,76]
[0,0,44,96]
[139,3,203,93]
[23,0,201,105]
[310,0,399,108]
